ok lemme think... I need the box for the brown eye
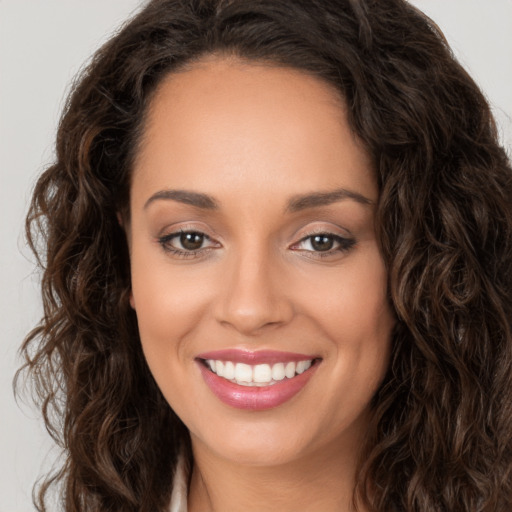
[291,232,356,257]
[310,235,334,252]
[180,232,205,250]
[158,230,218,256]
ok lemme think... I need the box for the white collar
[168,451,189,512]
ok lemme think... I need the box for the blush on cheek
[133,280,212,350]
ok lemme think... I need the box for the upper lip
[195,349,319,365]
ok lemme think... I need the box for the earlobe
[129,290,136,310]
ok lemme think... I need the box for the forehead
[132,56,376,207]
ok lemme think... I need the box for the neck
[188,434,367,512]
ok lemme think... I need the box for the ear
[117,211,124,227]
[129,290,136,310]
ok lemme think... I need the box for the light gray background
[1,1,511,511]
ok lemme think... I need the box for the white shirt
[168,452,189,512]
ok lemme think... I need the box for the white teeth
[296,360,312,374]
[253,364,272,383]
[285,362,296,379]
[205,358,314,386]
[235,363,253,383]
[223,361,235,380]
[271,362,285,381]
[296,360,306,374]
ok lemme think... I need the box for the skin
[127,56,395,512]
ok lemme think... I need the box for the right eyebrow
[143,189,219,210]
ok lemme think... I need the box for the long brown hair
[18,0,512,510]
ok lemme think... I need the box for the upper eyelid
[291,232,352,248]
[291,226,352,244]
[157,223,220,241]
[159,230,216,244]
[291,219,353,237]
[296,230,348,240]
[158,228,347,241]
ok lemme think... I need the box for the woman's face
[128,57,395,467]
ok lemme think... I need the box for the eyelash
[292,231,356,258]
[157,230,356,259]
[158,230,218,259]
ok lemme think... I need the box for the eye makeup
[157,228,356,261]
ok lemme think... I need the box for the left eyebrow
[286,187,374,213]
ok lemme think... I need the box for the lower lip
[197,361,318,411]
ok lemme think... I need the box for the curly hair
[18,0,512,510]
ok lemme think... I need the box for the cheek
[130,262,217,412]
[301,246,392,340]
[130,250,216,359]
[301,246,394,397]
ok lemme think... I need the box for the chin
[197,430,309,468]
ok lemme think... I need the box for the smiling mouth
[201,358,320,387]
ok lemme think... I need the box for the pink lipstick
[196,349,320,411]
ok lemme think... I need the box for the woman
[19,0,512,510]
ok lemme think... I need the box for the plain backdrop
[1,1,511,511]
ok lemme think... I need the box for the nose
[214,247,294,336]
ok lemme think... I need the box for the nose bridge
[216,240,292,335]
